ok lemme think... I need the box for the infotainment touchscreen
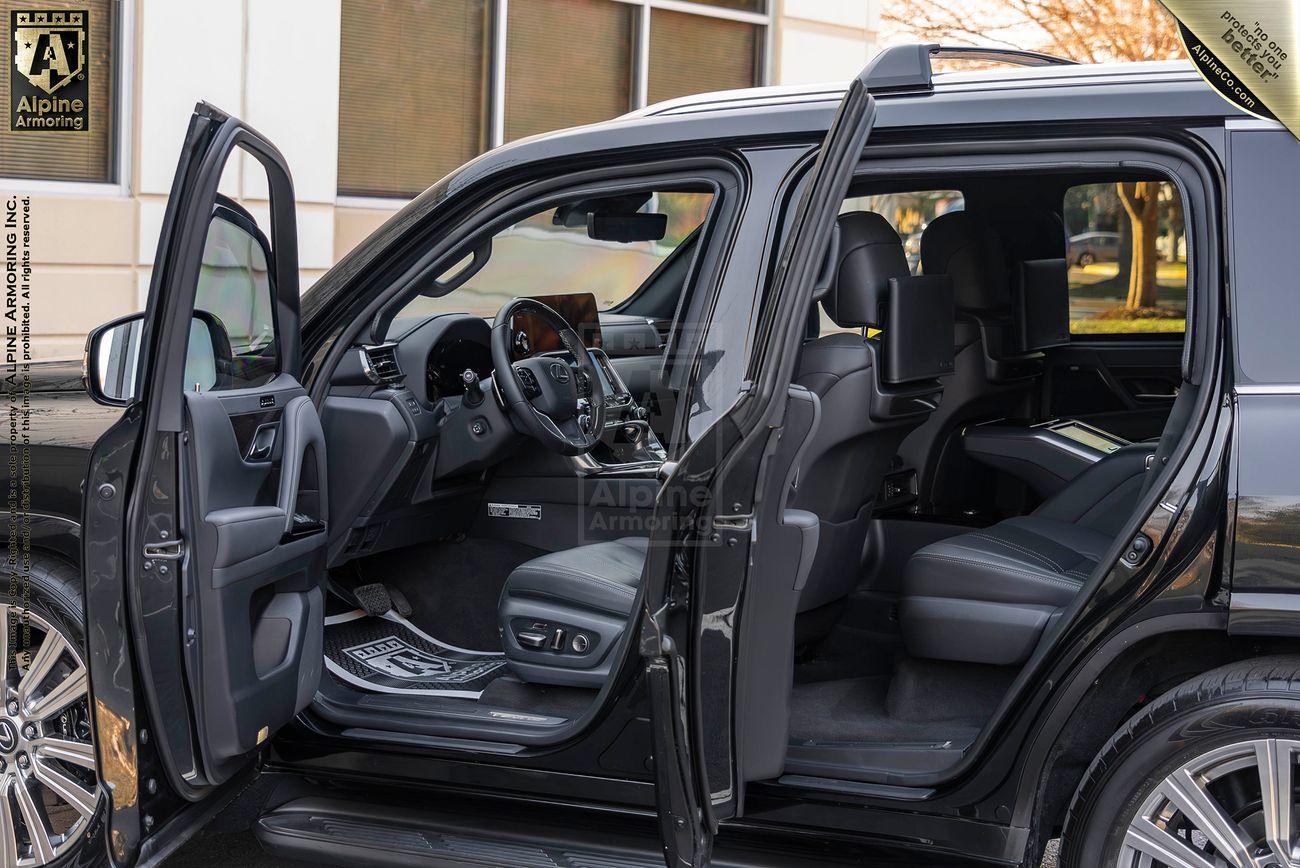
[511,292,603,356]
[1049,421,1125,454]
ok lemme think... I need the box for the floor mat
[788,676,984,746]
[351,538,545,653]
[324,610,508,698]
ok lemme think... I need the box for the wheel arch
[11,511,82,572]
[1020,616,1300,860]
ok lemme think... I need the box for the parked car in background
[8,44,1300,868]
[1068,229,1122,266]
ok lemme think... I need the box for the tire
[1061,656,1300,868]
[0,554,107,868]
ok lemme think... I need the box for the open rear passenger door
[640,50,904,867]
[82,103,327,866]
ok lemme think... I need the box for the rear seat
[898,210,1193,666]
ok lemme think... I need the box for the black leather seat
[899,441,1167,665]
[791,212,954,619]
[498,537,647,687]
[897,210,1065,513]
[497,211,957,685]
[896,206,1190,666]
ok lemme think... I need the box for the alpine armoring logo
[10,9,89,132]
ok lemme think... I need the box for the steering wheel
[491,297,606,456]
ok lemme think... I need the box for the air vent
[361,344,404,387]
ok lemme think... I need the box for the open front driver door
[641,57,886,868]
[82,103,326,866]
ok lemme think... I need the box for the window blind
[338,0,488,198]
[505,0,632,142]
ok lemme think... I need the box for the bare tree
[883,0,1182,308]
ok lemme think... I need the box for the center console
[576,347,667,474]
[963,418,1130,498]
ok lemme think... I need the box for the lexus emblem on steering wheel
[549,362,571,384]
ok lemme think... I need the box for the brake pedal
[352,583,393,617]
[388,587,413,618]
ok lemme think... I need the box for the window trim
[0,0,135,196]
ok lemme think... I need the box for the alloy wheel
[1120,737,1300,868]
[0,607,97,868]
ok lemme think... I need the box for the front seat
[789,211,955,627]
[497,537,647,687]
[895,210,1047,515]
[496,212,956,686]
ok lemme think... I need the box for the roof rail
[862,43,1077,94]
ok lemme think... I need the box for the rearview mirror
[587,211,667,243]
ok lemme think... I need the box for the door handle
[246,422,278,462]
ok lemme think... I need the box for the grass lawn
[1070,318,1186,335]
[1067,261,1186,334]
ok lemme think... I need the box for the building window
[0,0,117,184]
[505,0,633,142]
[648,9,760,104]
[338,0,769,198]
[338,0,489,199]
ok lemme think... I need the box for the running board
[255,797,866,867]
[256,798,665,867]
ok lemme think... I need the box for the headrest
[920,211,1008,311]
[1012,258,1071,351]
[1000,209,1068,262]
[823,211,908,328]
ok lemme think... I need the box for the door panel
[181,377,326,779]
[83,103,324,864]
[1043,341,1182,441]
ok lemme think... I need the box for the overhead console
[963,418,1129,498]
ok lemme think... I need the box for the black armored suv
[12,44,1300,868]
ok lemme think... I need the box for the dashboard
[426,338,493,401]
[323,300,659,568]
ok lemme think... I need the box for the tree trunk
[1117,181,1160,309]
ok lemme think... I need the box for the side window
[1064,181,1186,337]
[185,206,280,391]
[396,189,714,320]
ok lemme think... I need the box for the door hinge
[143,538,186,561]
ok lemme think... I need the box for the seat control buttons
[516,631,548,649]
[571,633,590,654]
[549,627,567,651]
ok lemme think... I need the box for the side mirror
[84,311,233,406]
[84,313,144,406]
